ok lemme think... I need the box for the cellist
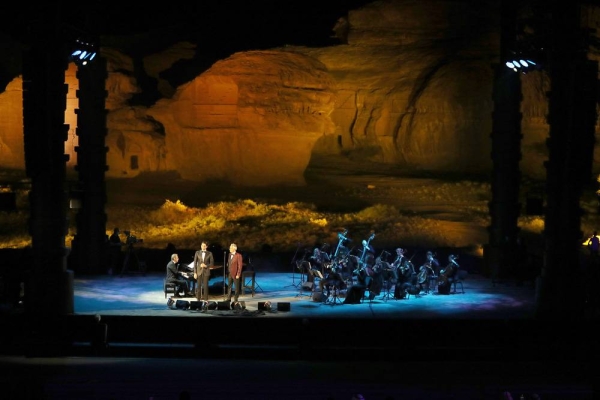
[438,254,459,294]
[417,250,439,294]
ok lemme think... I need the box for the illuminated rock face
[2,0,599,184]
[148,51,336,185]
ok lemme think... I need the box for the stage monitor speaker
[189,301,203,310]
[175,300,190,310]
[217,301,230,310]
[258,301,272,311]
[277,302,291,312]
[344,285,365,304]
[206,301,218,310]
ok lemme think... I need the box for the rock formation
[147,50,336,185]
[1,0,599,184]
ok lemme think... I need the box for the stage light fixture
[70,38,97,66]
[505,57,538,73]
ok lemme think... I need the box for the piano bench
[164,279,177,299]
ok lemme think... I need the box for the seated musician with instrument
[166,253,194,298]
[318,267,346,301]
[417,251,439,294]
[392,248,414,284]
[438,254,459,294]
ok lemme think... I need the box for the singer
[226,243,244,302]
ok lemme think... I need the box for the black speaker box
[217,301,230,310]
[344,285,365,304]
[258,301,272,311]
[206,301,218,310]
[189,301,205,310]
[175,300,190,310]
[277,302,291,312]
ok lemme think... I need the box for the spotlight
[504,51,542,74]
[70,38,97,66]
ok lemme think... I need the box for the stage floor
[73,271,537,319]
[1,271,594,400]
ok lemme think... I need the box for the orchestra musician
[319,266,346,301]
[310,243,331,275]
[356,248,379,300]
[392,248,412,284]
[417,251,439,294]
[438,254,459,295]
[193,241,214,301]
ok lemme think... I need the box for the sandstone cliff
[1,0,599,184]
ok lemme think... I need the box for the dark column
[69,56,109,275]
[536,2,597,319]
[486,0,523,282]
[22,25,74,323]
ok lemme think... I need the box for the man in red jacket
[226,243,243,302]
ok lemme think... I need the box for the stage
[0,271,595,400]
[73,270,536,319]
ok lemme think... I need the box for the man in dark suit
[226,243,243,302]
[193,241,214,301]
[166,253,192,297]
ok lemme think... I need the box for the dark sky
[2,1,373,54]
[0,0,373,102]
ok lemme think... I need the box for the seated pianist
[178,262,196,293]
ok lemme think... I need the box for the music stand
[295,261,312,298]
[247,256,263,293]
[324,283,344,306]
[285,244,303,289]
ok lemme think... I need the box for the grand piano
[177,262,223,293]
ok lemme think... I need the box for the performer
[226,243,243,302]
[166,253,192,297]
[438,254,459,295]
[417,251,439,294]
[310,244,330,273]
[193,241,214,301]
[393,248,415,285]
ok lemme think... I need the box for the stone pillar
[70,56,109,275]
[486,0,522,282]
[536,2,597,319]
[22,26,73,319]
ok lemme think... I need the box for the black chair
[450,269,466,294]
[164,278,177,298]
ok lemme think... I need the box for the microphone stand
[285,243,302,288]
[223,250,227,299]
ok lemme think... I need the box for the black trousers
[197,273,210,300]
[227,276,240,301]
[169,279,189,295]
